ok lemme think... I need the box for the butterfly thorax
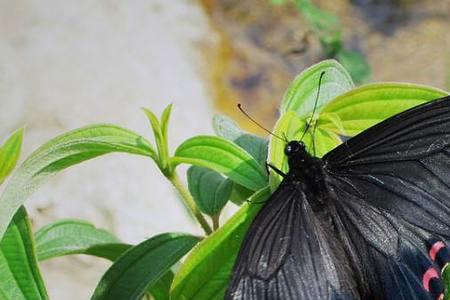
[285,140,328,212]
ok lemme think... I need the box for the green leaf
[187,167,232,216]
[336,48,371,84]
[91,233,200,300]
[0,206,48,300]
[142,108,162,141]
[281,60,354,116]
[171,187,270,300]
[143,108,166,167]
[231,134,268,205]
[143,105,173,173]
[83,243,133,261]
[322,83,449,136]
[234,134,268,168]
[311,127,341,157]
[160,104,173,172]
[34,219,172,300]
[213,115,269,204]
[229,180,254,206]
[212,115,268,167]
[442,263,450,300]
[0,124,155,241]
[212,114,242,141]
[35,219,123,261]
[231,134,268,204]
[318,112,346,136]
[150,270,174,300]
[160,104,173,143]
[0,128,24,185]
[172,136,267,191]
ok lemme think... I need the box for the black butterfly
[226,95,450,299]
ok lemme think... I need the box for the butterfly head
[284,141,307,157]
[284,140,315,176]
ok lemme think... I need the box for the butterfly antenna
[300,71,325,141]
[311,118,319,156]
[237,104,287,142]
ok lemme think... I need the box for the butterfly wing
[328,182,438,299]
[226,182,357,300]
[323,95,450,299]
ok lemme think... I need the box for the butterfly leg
[265,162,286,177]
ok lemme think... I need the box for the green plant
[0,59,447,299]
[273,0,371,83]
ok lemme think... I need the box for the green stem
[168,173,212,235]
[212,214,220,231]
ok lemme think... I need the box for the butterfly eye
[285,141,302,156]
[284,146,291,155]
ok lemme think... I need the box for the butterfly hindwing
[328,181,437,299]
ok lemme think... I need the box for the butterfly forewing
[226,182,357,300]
[323,95,450,299]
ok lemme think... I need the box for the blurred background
[0,0,449,298]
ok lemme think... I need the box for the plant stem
[212,214,220,231]
[168,173,212,235]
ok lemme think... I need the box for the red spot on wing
[422,268,439,292]
[429,241,446,261]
